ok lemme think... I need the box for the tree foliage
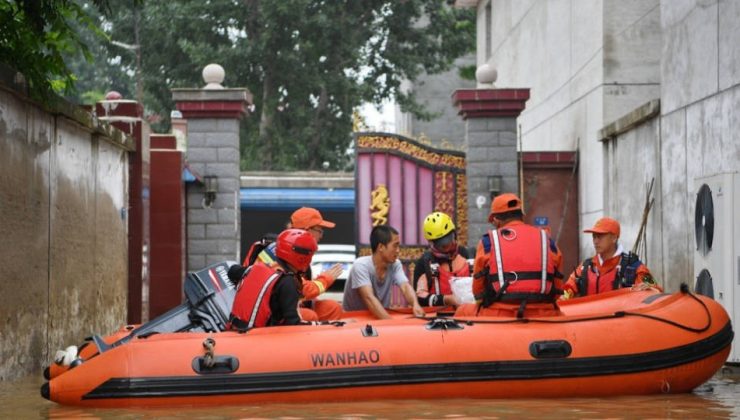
[68,0,476,170]
[0,0,111,98]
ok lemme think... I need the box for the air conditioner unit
[693,173,739,364]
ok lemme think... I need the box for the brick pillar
[452,88,530,244]
[149,134,185,318]
[96,92,151,323]
[172,64,252,271]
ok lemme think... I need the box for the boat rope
[616,284,711,333]
[430,285,712,334]
[202,338,216,368]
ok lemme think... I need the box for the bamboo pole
[632,178,655,256]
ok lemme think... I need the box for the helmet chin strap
[431,242,458,261]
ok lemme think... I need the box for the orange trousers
[454,302,562,318]
[299,299,343,321]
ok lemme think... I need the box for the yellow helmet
[423,212,455,240]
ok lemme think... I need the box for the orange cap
[488,193,523,222]
[583,217,620,236]
[290,207,336,229]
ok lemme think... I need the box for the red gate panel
[355,133,466,305]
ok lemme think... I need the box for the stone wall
[465,118,519,242]
[0,82,133,380]
[184,118,242,270]
[173,74,251,272]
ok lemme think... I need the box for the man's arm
[389,261,425,316]
[400,282,426,317]
[358,285,392,319]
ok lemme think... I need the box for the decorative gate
[354,133,467,305]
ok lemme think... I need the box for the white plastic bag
[450,276,475,304]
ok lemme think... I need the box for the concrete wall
[0,82,133,380]
[602,114,664,285]
[658,0,740,291]
[603,1,662,123]
[476,0,661,259]
[598,0,740,292]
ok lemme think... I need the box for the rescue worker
[228,229,318,329]
[413,211,471,307]
[561,217,657,299]
[455,193,564,318]
[243,207,343,321]
[342,225,426,319]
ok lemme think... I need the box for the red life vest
[229,264,283,330]
[583,265,620,295]
[429,256,471,295]
[485,225,557,303]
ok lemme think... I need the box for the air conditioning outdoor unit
[693,173,739,364]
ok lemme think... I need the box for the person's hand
[412,303,426,318]
[631,282,653,291]
[559,289,574,301]
[320,263,344,282]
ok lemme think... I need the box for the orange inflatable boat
[41,263,733,407]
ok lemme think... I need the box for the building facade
[468,0,740,361]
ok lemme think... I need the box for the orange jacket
[563,251,657,297]
[472,220,564,302]
[302,272,335,300]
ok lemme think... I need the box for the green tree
[0,0,112,98]
[67,0,475,170]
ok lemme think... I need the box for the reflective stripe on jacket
[484,224,557,303]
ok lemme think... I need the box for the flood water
[2,370,739,419]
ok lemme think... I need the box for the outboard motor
[90,261,237,353]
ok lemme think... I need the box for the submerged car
[310,243,356,302]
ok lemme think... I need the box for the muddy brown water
[1,370,739,419]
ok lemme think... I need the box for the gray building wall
[396,55,477,150]
[0,82,132,380]
[659,0,740,291]
[601,105,663,283]
[475,0,661,258]
[599,0,740,293]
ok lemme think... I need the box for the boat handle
[529,340,572,359]
[192,355,240,374]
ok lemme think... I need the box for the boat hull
[43,288,733,407]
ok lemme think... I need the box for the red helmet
[275,228,318,272]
